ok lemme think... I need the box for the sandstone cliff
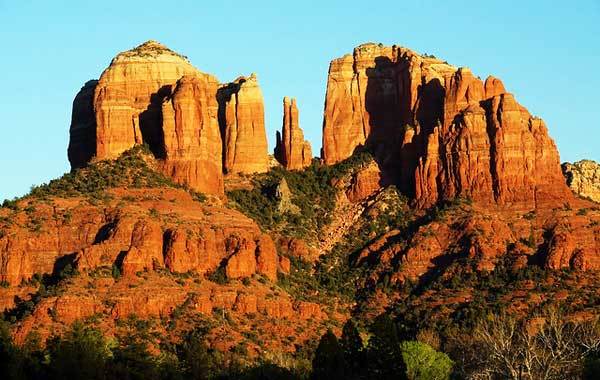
[274,97,313,170]
[218,74,269,174]
[322,43,571,208]
[161,75,224,194]
[68,41,271,195]
[92,40,203,161]
[562,160,600,203]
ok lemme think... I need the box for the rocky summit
[322,43,570,208]
[68,41,271,195]
[2,41,600,380]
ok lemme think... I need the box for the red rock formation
[92,41,202,161]
[545,218,600,271]
[218,74,269,174]
[163,227,222,274]
[120,219,164,276]
[321,43,572,208]
[345,161,382,202]
[0,188,283,286]
[68,41,274,194]
[67,80,98,168]
[68,41,225,194]
[225,236,258,279]
[255,235,278,281]
[161,75,224,194]
[274,97,312,170]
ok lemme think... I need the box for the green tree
[0,319,26,380]
[340,320,364,379]
[107,335,159,380]
[584,354,600,380]
[176,327,217,379]
[311,330,346,380]
[400,341,453,380]
[47,322,109,380]
[365,314,406,380]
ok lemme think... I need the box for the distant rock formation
[322,43,571,208]
[218,74,269,174]
[67,41,270,195]
[562,160,600,203]
[274,97,312,170]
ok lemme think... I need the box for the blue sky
[1,0,599,200]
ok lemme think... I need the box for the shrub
[400,341,453,380]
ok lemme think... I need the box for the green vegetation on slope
[1,145,206,204]
[227,150,373,239]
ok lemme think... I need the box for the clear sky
[1,0,599,201]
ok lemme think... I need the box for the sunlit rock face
[322,43,571,208]
[218,74,269,175]
[68,41,271,195]
[274,97,312,170]
[562,160,600,203]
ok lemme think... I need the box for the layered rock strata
[322,43,571,208]
[218,74,269,174]
[68,41,271,195]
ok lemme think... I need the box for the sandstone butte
[562,160,600,203]
[218,74,269,174]
[274,97,313,170]
[67,41,270,195]
[321,43,572,209]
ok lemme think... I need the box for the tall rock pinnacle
[218,74,269,174]
[274,97,312,170]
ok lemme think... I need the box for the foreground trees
[1,309,599,380]
[448,309,600,379]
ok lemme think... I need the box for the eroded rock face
[92,41,202,161]
[218,74,269,174]
[355,203,600,285]
[161,75,224,194]
[68,41,271,195]
[67,80,98,167]
[0,188,282,286]
[563,160,600,203]
[274,97,312,170]
[322,43,571,208]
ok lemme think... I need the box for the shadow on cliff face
[216,79,245,173]
[68,80,99,169]
[361,55,445,201]
[139,85,172,159]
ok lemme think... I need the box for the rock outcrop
[322,43,572,208]
[562,160,600,203]
[161,75,224,194]
[274,97,312,170]
[68,41,271,195]
[218,74,269,174]
[91,41,203,162]
[0,188,283,286]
